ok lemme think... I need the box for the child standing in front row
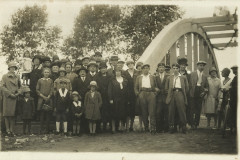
[84,81,102,136]
[19,87,35,135]
[71,91,83,136]
[54,79,71,136]
[36,68,53,134]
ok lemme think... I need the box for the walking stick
[222,98,230,138]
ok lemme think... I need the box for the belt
[140,88,154,92]
[173,88,182,92]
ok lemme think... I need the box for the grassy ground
[0,116,237,154]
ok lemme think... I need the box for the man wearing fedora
[82,57,90,69]
[29,55,43,120]
[72,66,91,134]
[107,55,119,78]
[189,61,209,129]
[165,63,189,134]
[134,64,158,134]
[230,65,238,133]
[87,60,99,82]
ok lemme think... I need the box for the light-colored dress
[203,77,221,114]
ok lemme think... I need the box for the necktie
[82,77,85,82]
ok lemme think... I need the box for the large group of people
[0,51,238,137]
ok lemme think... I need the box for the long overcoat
[1,72,21,116]
[84,91,102,120]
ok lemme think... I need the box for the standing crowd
[0,51,238,137]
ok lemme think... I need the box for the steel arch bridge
[138,14,238,75]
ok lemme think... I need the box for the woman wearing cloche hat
[2,61,21,136]
[203,67,221,129]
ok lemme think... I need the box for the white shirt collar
[73,101,81,107]
[59,88,68,97]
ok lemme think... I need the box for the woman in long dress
[217,68,232,129]
[203,67,221,129]
[108,70,129,133]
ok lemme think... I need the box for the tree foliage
[0,5,62,62]
[121,5,184,56]
[62,5,124,58]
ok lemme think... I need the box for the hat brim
[88,63,98,67]
[8,66,17,70]
[77,68,88,74]
[197,62,207,66]
[142,64,150,69]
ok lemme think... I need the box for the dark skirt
[111,98,127,121]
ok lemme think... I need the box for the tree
[0,5,62,62]
[62,5,124,58]
[121,5,184,58]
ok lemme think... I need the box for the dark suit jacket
[189,70,208,98]
[134,74,158,96]
[86,72,99,82]
[72,76,91,103]
[165,74,189,105]
[155,72,169,103]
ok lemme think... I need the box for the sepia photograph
[0,0,238,159]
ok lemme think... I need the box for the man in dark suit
[107,55,118,78]
[134,64,158,134]
[230,65,238,133]
[155,63,169,133]
[82,56,90,69]
[86,60,99,81]
[189,61,209,129]
[72,67,91,134]
[165,63,189,134]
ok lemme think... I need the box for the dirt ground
[0,116,237,154]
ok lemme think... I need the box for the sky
[0,0,238,78]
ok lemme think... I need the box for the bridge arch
[138,15,237,74]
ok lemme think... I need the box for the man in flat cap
[230,65,238,133]
[189,61,209,129]
[134,64,158,134]
[155,63,170,133]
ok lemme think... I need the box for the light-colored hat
[89,81,98,87]
[22,87,31,93]
[126,59,134,65]
[8,61,18,70]
[142,64,150,69]
[209,67,217,74]
[196,61,207,66]
[59,67,66,73]
[82,56,90,61]
[88,61,98,67]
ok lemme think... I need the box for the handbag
[41,100,53,111]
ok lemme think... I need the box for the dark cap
[165,65,171,70]
[32,55,42,63]
[172,63,180,68]
[110,55,119,61]
[99,61,108,69]
[157,63,165,67]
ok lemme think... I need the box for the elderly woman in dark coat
[2,62,22,136]
[108,70,129,133]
